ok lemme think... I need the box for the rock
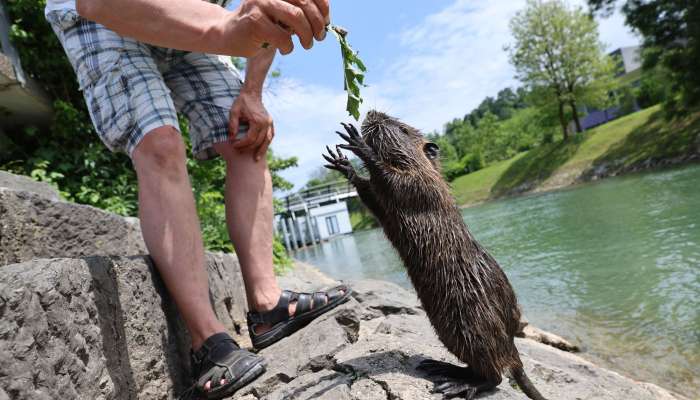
[517,313,529,336]
[228,265,687,400]
[348,279,422,319]
[0,171,59,200]
[0,254,249,400]
[205,252,251,348]
[0,257,686,400]
[0,189,147,266]
[521,325,580,353]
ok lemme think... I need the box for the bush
[636,67,671,109]
[461,151,485,174]
[438,106,557,181]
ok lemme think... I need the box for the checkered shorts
[47,9,247,160]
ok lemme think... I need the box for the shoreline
[448,106,700,209]
[458,153,700,209]
[286,261,689,400]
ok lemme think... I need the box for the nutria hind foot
[417,359,500,399]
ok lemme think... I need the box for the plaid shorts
[47,9,247,160]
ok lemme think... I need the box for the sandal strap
[247,285,349,328]
[247,290,294,326]
[296,292,314,314]
[326,286,346,300]
[192,332,239,366]
[189,332,264,393]
[194,348,261,389]
[312,292,327,308]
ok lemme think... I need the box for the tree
[508,0,615,139]
[589,0,700,108]
[303,166,344,189]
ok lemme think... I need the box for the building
[578,45,642,131]
[310,201,352,240]
[611,46,643,75]
[275,181,357,251]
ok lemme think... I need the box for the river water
[292,164,700,397]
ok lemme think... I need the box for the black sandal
[183,332,266,399]
[247,284,352,350]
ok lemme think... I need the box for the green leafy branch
[329,25,367,120]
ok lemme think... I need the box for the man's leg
[213,143,287,315]
[132,126,225,350]
[213,144,349,331]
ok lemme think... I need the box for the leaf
[330,25,367,121]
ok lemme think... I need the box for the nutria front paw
[323,145,357,181]
[336,122,375,162]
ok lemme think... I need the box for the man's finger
[229,108,241,139]
[255,126,274,161]
[310,0,330,25]
[256,14,295,54]
[251,119,270,150]
[283,0,326,41]
[265,0,314,50]
[233,120,262,149]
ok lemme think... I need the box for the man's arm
[229,48,277,161]
[76,0,326,56]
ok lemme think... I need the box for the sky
[231,0,640,192]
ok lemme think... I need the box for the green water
[293,164,700,397]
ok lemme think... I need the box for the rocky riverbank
[0,171,687,399]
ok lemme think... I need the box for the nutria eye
[423,142,440,160]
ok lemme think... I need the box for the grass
[350,210,379,230]
[451,105,700,207]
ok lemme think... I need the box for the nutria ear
[423,142,440,160]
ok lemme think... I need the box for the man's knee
[133,126,187,177]
[214,142,269,172]
[213,142,241,163]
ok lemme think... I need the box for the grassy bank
[451,105,700,207]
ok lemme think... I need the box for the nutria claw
[336,123,373,160]
[417,360,490,399]
[323,145,356,180]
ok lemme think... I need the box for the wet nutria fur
[323,110,547,400]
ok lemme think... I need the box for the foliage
[508,0,616,139]
[435,104,557,181]
[634,63,673,109]
[303,166,345,189]
[3,99,140,217]
[268,153,298,192]
[462,88,529,127]
[348,197,378,231]
[6,0,83,105]
[616,85,638,116]
[589,0,700,107]
[330,25,367,120]
[2,1,296,269]
[451,106,677,206]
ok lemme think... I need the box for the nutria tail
[512,366,547,400]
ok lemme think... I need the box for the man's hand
[222,0,330,57]
[229,90,274,161]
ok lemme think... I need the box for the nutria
[323,110,547,400]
